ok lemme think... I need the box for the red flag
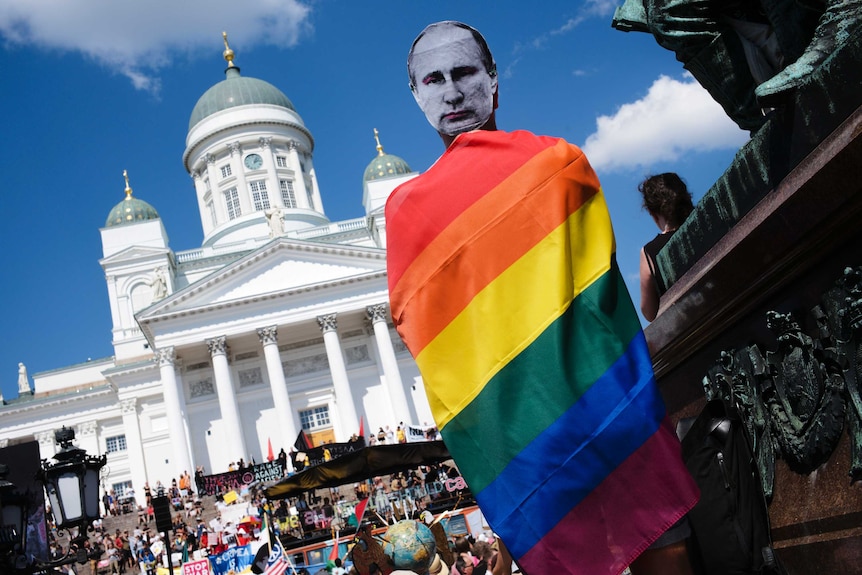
[267,438,275,462]
[294,430,313,451]
[353,498,369,525]
[358,416,365,439]
[329,530,340,561]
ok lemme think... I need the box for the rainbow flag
[386,130,698,575]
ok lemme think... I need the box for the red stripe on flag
[386,130,559,288]
[264,557,288,575]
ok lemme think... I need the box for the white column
[317,313,359,440]
[204,153,227,223]
[367,304,411,425]
[288,140,311,209]
[174,363,196,478]
[157,347,194,478]
[259,137,282,208]
[120,398,148,505]
[207,336,247,462]
[227,141,253,215]
[258,325,298,466]
[308,167,324,214]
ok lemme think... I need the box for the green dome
[363,152,412,183]
[189,67,295,130]
[106,195,160,227]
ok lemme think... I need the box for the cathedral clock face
[244,153,263,170]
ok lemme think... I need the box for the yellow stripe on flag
[416,191,615,428]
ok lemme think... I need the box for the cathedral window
[106,434,127,453]
[220,164,232,179]
[225,187,241,220]
[280,180,296,208]
[306,187,315,210]
[299,405,330,430]
[250,180,271,211]
[276,155,288,168]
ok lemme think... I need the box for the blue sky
[0,0,748,400]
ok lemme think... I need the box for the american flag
[253,516,291,575]
[263,538,289,575]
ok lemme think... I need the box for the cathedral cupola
[363,128,412,184]
[188,33,297,132]
[362,129,417,219]
[183,33,328,248]
[105,170,160,227]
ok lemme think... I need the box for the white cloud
[0,0,312,94]
[507,1,617,77]
[551,0,617,35]
[581,74,749,173]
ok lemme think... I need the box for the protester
[386,21,699,575]
[137,542,156,575]
[637,173,694,321]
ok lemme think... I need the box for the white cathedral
[0,39,430,502]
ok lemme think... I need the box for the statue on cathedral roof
[18,362,32,395]
[266,206,285,238]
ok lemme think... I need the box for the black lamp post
[0,427,107,573]
[0,463,25,554]
[42,427,105,530]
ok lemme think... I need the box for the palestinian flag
[386,130,698,575]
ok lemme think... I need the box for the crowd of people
[368,423,441,446]
[53,426,456,574]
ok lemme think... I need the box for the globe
[382,520,437,574]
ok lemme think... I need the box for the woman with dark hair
[638,173,694,321]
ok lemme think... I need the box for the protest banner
[182,558,211,575]
[199,460,285,495]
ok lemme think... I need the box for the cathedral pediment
[99,245,170,266]
[137,238,387,328]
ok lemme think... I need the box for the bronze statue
[820,266,862,482]
[756,0,862,105]
[612,0,846,130]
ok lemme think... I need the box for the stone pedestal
[645,35,862,575]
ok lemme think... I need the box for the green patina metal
[612,2,862,291]
[363,153,412,183]
[656,32,862,290]
[105,195,160,227]
[701,265,862,495]
[189,66,296,131]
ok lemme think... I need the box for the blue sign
[210,544,253,575]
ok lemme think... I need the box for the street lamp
[42,426,105,530]
[0,427,106,573]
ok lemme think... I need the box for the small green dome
[106,195,160,227]
[106,171,159,227]
[364,153,412,183]
[189,67,295,130]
